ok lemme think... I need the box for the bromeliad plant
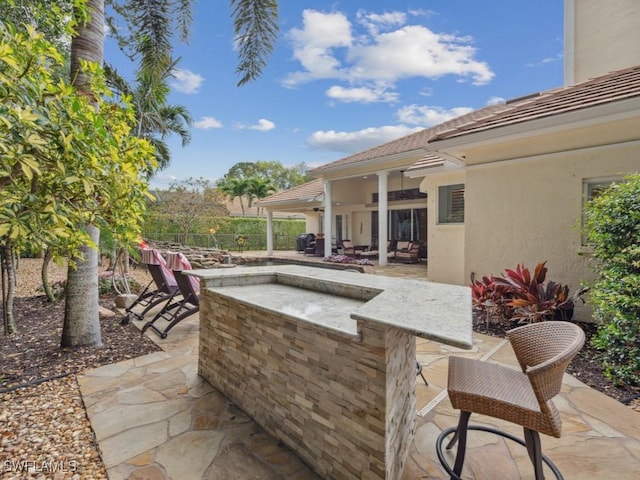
[469,274,514,326]
[471,262,586,325]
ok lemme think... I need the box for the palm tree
[218,177,250,216]
[105,63,192,173]
[110,0,278,87]
[62,0,105,348]
[62,0,279,347]
[246,176,276,216]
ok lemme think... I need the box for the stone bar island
[189,265,472,480]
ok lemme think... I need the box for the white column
[378,171,389,266]
[266,210,274,255]
[323,180,333,257]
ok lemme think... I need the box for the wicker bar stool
[436,321,585,480]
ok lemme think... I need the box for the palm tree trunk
[62,225,102,347]
[62,0,104,347]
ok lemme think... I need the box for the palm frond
[231,0,279,86]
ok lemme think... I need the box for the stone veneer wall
[198,289,416,480]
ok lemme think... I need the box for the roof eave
[425,97,640,152]
[309,149,426,177]
[405,163,465,178]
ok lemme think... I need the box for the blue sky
[105,1,564,189]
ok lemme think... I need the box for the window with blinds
[438,184,465,224]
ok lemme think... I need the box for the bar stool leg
[416,361,428,386]
[449,411,471,478]
[524,428,545,480]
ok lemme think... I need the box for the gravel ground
[1,258,157,480]
[1,376,106,480]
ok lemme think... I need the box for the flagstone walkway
[79,256,640,479]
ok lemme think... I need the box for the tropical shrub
[471,262,585,325]
[583,174,640,386]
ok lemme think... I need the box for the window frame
[437,183,465,224]
[581,176,622,245]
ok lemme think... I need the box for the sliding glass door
[370,208,427,248]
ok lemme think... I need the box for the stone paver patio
[79,253,640,479]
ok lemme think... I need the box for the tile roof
[311,65,640,175]
[405,152,446,172]
[256,179,324,206]
[429,64,640,141]
[266,65,640,205]
[309,104,510,175]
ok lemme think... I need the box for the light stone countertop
[189,265,473,349]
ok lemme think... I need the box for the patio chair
[341,239,355,255]
[391,242,420,263]
[142,251,200,339]
[123,248,179,323]
[436,321,585,480]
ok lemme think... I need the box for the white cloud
[236,119,276,131]
[307,125,422,154]
[283,10,353,86]
[170,69,204,94]
[356,10,406,36]
[193,116,223,129]
[283,9,494,94]
[486,96,505,106]
[395,105,474,127]
[326,85,398,104]
[349,26,493,85]
[526,52,563,68]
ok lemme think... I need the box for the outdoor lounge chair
[435,321,585,480]
[341,239,355,255]
[123,248,179,324]
[142,251,200,339]
[390,241,420,263]
[341,240,367,257]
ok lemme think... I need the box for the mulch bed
[1,295,161,393]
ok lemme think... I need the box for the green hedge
[142,215,306,251]
[583,173,640,386]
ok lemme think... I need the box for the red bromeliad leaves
[470,261,584,324]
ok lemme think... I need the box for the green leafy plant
[583,173,640,386]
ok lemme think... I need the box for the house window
[582,177,621,244]
[438,184,465,224]
[583,178,620,203]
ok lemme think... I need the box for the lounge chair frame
[142,252,200,339]
[123,249,178,324]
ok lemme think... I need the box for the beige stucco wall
[419,171,466,285]
[464,142,639,322]
[566,0,640,84]
[305,214,322,235]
